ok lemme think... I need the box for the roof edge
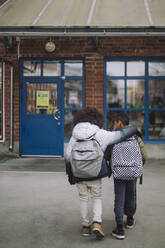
[0,27,165,36]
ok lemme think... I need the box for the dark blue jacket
[65,158,108,185]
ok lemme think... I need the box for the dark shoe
[125,217,135,229]
[81,226,91,237]
[112,225,125,240]
[92,222,104,240]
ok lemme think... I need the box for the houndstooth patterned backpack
[111,136,143,180]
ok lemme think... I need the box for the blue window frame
[21,58,85,141]
[63,59,86,140]
[104,58,165,143]
[0,62,3,140]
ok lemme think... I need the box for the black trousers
[114,179,137,225]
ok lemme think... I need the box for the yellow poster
[36,90,49,108]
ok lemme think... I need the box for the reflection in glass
[149,111,165,139]
[106,62,124,76]
[127,80,145,108]
[149,62,165,76]
[127,61,145,76]
[43,61,61,76]
[0,63,2,138]
[128,111,145,137]
[106,110,145,137]
[0,87,1,102]
[0,64,2,79]
[23,61,41,76]
[64,80,82,108]
[106,80,124,108]
[64,110,75,138]
[149,80,165,108]
[27,83,57,114]
[0,114,1,139]
[106,111,119,131]
[64,61,83,76]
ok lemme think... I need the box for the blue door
[20,79,64,156]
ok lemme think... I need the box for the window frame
[0,62,4,141]
[63,59,86,141]
[104,57,165,143]
[21,58,85,141]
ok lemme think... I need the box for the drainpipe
[9,64,14,151]
[0,54,14,152]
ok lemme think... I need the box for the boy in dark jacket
[109,112,146,240]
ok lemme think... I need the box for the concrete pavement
[0,157,165,248]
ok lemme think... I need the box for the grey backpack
[70,137,104,178]
[111,136,143,180]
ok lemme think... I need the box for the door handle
[54,115,59,120]
[54,109,60,120]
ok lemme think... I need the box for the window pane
[106,80,124,108]
[43,61,61,76]
[106,111,119,131]
[127,61,145,76]
[149,111,165,139]
[0,65,2,79]
[149,80,165,108]
[149,62,165,76]
[27,83,57,114]
[106,110,145,137]
[64,80,82,108]
[64,61,83,76]
[127,80,145,108]
[0,63,2,139]
[128,111,145,137]
[106,62,124,76]
[23,61,41,76]
[64,110,75,138]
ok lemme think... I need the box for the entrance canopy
[0,0,165,36]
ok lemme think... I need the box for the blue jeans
[114,179,137,225]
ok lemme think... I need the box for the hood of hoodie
[72,122,100,140]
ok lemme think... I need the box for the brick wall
[99,37,165,56]
[0,0,7,5]
[1,36,165,143]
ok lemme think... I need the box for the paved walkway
[0,158,164,248]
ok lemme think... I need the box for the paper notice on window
[36,90,49,108]
[69,91,78,104]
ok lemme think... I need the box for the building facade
[0,0,165,158]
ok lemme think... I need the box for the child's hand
[68,175,75,185]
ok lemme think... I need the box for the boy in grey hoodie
[65,108,138,240]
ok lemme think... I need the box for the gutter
[0,27,165,37]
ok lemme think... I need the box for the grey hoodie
[65,122,137,164]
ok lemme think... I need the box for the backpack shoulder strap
[92,137,101,147]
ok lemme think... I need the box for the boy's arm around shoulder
[97,125,138,151]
